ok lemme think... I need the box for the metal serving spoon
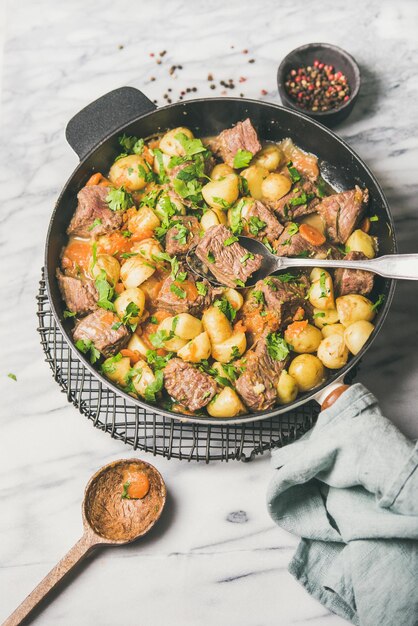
[4,459,166,626]
[187,236,418,287]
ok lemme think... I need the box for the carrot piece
[120,349,141,364]
[114,282,125,295]
[142,146,155,165]
[286,320,308,337]
[234,320,247,333]
[86,172,103,186]
[299,223,326,246]
[122,471,150,499]
[293,306,305,321]
[360,217,371,234]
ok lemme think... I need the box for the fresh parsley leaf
[230,346,241,360]
[95,270,115,311]
[101,353,123,374]
[229,199,245,235]
[289,191,314,207]
[153,148,168,183]
[248,216,267,236]
[170,282,186,299]
[144,370,164,402]
[146,350,173,371]
[75,339,101,364]
[233,149,253,169]
[276,272,297,283]
[120,252,138,259]
[369,215,379,222]
[266,332,290,361]
[262,237,274,253]
[213,196,232,209]
[149,316,158,324]
[149,329,173,349]
[287,161,301,183]
[122,230,132,238]
[173,178,203,203]
[63,310,77,318]
[118,302,140,332]
[173,224,189,245]
[214,297,237,322]
[319,271,329,298]
[196,281,208,296]
[137,163,156,183]
[175,133,208,157]
[296,250,310,258]
[8,373,17,381]
[252,290,265,305]
[314,311,326,318]
[371,293,385,312]
[238,175,249,195]
[240,252,255,264]
[316,177,328,198]
[235,279,245,287]
[224,236,239,246]
[140,187,162,209]
[106,187,133,212]
[207,252,215,263]
[88,218,103,232]
[121,481,131,499]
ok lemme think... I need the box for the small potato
[177,331,211,363]
[159,126,194,156]
[109,154,149,191]
[317,334,349,369]
[211,331,246,363]
[346,229,376,259]
[301,213,326,236]
[156,317,187,352]
[202,174,239,209]
[322,323,345,339]
[154,192,185,221]
[201,208,227,231]
[252,144,284,171]
[127,205,161,236]
[261,173,292,202]
[115,287,146,324]
[90,254,120,286]
[277,371,298,404]
[336,294,375,327]
[171,313,203,340]
[127,333,149,358]
[240,165,269,200]
[202,306,232,344]
[211,163,235,180]
[130,360,157,397]
[207,387,246,418]
[309,268,335,310]
[211,361,234,384]
[289,354,325,392]
[284,322,322,354]
[344,320,374,355]
[131,238,163,263]
[120,257,156,288]
[224,288,244,312]
[102,356,130,387]
[139,273,165,303]
[313,308,339,329]
[152,150,171,175]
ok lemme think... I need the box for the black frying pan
[45,87,397,425]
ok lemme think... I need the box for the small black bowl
[277,43,360,127]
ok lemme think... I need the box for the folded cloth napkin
[267,383,418,626]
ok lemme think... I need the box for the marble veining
[1,0,418,624]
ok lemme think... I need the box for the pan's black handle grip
[65,87,157,160]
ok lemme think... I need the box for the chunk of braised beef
[163,358,217,411]
[266,178,320,222]
[165,215,200,256]
[274,223,329,258]
[212,118,262,167]
[157,268,213,315]
[334,251,374,296]
[317,186,368,244]
[67,185,123,238]
[257,275,311,328]
[235,335,288,412]
[195,225,262,288]
[57,269,98,316]
[73,309,130,357]
[244,200,284,243]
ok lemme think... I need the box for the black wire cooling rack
[36,270,322,463]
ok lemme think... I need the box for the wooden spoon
[4,459,166,626]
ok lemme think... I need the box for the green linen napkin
[267,383,418,626]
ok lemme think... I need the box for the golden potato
[177,331,211,363]
[313,308,339,329]
[346,229,376,259]
[240,165,269,200]
[309,268,335,310]
[120,257,156,288]
[284,322,322,354]
[156,317,188,352]
[127,333,149,358]
[159,126,194,156]
[321,323,345,339]
[336,294,375,327]
[207,387,246,418]
[171,313,203,340]
[317,334,349,369]
[101,355,130,387]
[130,238,163,262]
[252,144,283,171]
[130,360,157,397]
[90,254,120,286]
[127,205,161,236]
[344,320,374,355]
[289,354,326,392]
[109,154,149,191]
[211,163,235,180]
[202,306,232,344]
[115,287,146,323]
[202,174,239,209]
[277,371,298,404]
[201,208,227,231]
[224,288,244,312]
[261,173,292,201]
[301,213,326,235]
[211,331,247,363]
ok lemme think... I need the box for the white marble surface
[1,0,418,624]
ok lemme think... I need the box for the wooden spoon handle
[3,532,98,626]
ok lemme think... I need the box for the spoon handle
[282,254,418,280]
[3,532,98,626]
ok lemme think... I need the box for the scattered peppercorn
[207,73,214,81]
[210,84,216,89]
[150,76,156,82]
[240,93,244,97]
[261,89,268,95]
[248,59,255,64]
[160,50,167,57]
[118,45,124,50]
[284,60,351,112]
[156,59,161,65]
[242,49,248,54]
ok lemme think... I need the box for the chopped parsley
[174,133,208,157]
[173,224,189,245]
[229,199,245,235]
[252,290,265,305]
[122,230,132,238]
[371,293,385,312]
[316,177,328,198]
[266,332,290,361]
[230,346,241,360]
[287,161,301,183]
[88,218,103,232]
[101,353,123,374]
[213,196,232,209]
[224,236,239,246]
[170,282,187,299]
[137,162,156,183]
[235,279,245,287]
[63,310,77,318]
[173,178,203,204]
[282,222,299,246]
[233,149,253,169]
[288,191,315,207]
[112,302,140,332]
[120,252,138,259]
[149,329,173,349]
[214,297,237,322]
[238,175,249,195]
[121,481,131,499]
[153,148,168,183]
[248,216,267,236]
[106,187,133,212]
[118,134,144,155]
[276,273,297,283]
[75,339,101,364]
[149,316,158,325]
[8,373,17,381]
[319,271,329,298]
[146,350,173,370]
[144,370,164,402]
[240,252,255,264]
[369,215,379,222]
[313,311,326,318]
[196,281,208,296]
[95,270,115,311]
[207,252,215,263]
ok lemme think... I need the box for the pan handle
[65,87,157,160]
